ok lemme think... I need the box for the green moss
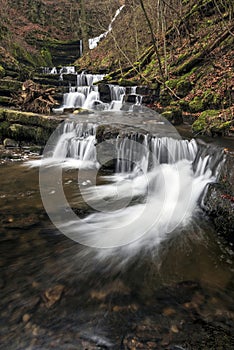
[118,78,138,87]
[162,107,183,125]
[0,79,22,96]
[174,52,190,66]
[192,109,228,134]
[174,52,202,75]
[0,121,11,140]
[189,97,204,113]
[159,89,173,107]
[0,65,5,78]
[13,43,36,67]
[192,110,215,133]
[176,79,192,97]
[2,109,60,129]
[166,79,179,90]
[40,48,53,66]
[0,96,11,106]
[179,99,190,111]
[202,90,222,109]
[9,123,49,144]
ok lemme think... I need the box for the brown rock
[162,307,176,316]
[42,284,64,308]
[22,313,31,323]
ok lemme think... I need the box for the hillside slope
[0,0,121,75]
[0,0,233,135]
[75,0,233,135]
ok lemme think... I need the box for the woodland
[0,0,233,136]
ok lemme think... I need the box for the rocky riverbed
[0,155,234,349]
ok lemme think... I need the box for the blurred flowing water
[0,109,233,349]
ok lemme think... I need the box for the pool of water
[0,159,233,349]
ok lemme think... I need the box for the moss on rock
[0,121,11,141]
[0,108,63,145]
[2,109,60,130]
[0,64,5,78]
[159,88,173,107]
[189,97,204,113]
[161,107,183,125]
[176,79,192,97]
[192,109,232,135]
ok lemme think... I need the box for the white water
[55,83,128,112]
[43,69,139,112]
[27,122,99,169]
[35,121,222,252]
[89,5,125,49]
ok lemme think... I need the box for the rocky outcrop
[202,152,234,242]
[0,108,63,146]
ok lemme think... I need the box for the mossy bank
[0,108,63,147]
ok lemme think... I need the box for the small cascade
[115,135,222,179]
[35,118,223,183]
[53,71,137,112]
[53,71,106,112]
[76,72,106,86]
[109,85,126,101]
[52,122,98,167]
[109,85,126,111]
[42,65,145,112]
[36,118,224,250]
[27,121,99,169]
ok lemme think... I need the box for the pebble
[170,325,179,333]
[22,313,31,323]
[163,307,176,316]
[42,284,65,308]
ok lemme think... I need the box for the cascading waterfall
[43,68,142,112]
[54,73,132,112]
[27,121,99,169]
[36,121,223,251]
[54,72,106,112]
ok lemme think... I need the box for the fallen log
[12,80,59,114]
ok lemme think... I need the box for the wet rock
[0,108,63,146]
[32,324,45,337]
[202,151,234,242]
[142,95,153,104]
[3,138,19,148]
[163,307,176,317]
[161,107,183,125]
[0,277,4,288]
[192,109,232,136]
[98,83,111,103]
[124,94,139,104]
[2,214,40,229]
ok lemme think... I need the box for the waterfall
[42,66,144,112]
[36,119,224,251]
[53,70,135,112]
[50,122,98,169]
[88,5,125,50]
[115,135,221,177]
[80,39,83,57]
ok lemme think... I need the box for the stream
[0,105,234,349]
